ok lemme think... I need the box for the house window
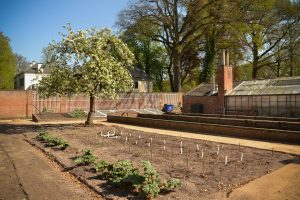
[134,81,139,89]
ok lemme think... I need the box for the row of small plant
[74,149,181,199]
[36,132,69,150]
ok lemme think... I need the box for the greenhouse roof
[227,76,300,96]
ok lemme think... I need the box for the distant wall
[0,90,32,119]
[0,91,183,119]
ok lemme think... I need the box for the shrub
[68,108,87,118]
[74,149,97,165]
[42,108,52,113]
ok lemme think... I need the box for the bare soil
[27,124,297,200]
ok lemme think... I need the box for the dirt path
[101,121,300,155]
[0,134,101,200]
[228,161,300,200]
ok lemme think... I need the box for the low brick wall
[107,115,300,144]
[137,114,300,131]
[182,96,221,113]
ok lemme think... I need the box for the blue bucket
[164,104,174,112]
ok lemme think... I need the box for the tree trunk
[252,43,259,79]
[289,45,293,77]
[173,48,181,92]
[85,95,95,125]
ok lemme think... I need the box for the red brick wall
[182,96,221,114]
[0,91,183,119]
[0,90,33,119]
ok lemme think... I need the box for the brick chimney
[218,49,233,113]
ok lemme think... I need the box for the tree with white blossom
[38,24,134,125]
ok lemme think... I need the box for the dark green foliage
[35,132,69,150]
[68,108,87,118]
[0,32,16,89]
[74,149,97,165]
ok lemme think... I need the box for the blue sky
[0,0,129,62]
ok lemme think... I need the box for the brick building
[183,50,300,117]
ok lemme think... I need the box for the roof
[22,67,51,74]
[227,76,300,96]
[129,68,152,81]
[185,81,242,96]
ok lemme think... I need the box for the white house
[14,62,49,90]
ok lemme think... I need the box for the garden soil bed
[33,113,86,122]
[26,124,297,200]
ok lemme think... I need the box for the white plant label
[135,140,137,145]
[201,149,204,159]
[129,133,132,137]
[148,142,151,147]
[180,147,183,154]
[125,137,128,142]
[225,156,228,165]
[241,153,244,162]
[163,145,166,151]
[196,144,199,151]
[180,141,183,147]
[139,135,141,139]
[164,139,166,145]
[108,132,110,137]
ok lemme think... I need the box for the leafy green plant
[163,178,181,190]
[108,160,140,185]
[92,159,181,199]
[74,149,97,165]
[68,108,87,118]
[93,160,112,173]
[36,132,51,142]
[42,107,52,113]
[35,132,69,150]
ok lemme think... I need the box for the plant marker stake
[139,135,141,139]
[180,141,183,148]
[163,145,166,151]
[217,145,220,155]
[202,156,205,176]
[108,132,110,138]
[196,144,199,151]
[148,142,151,147]
[241,153,244,162]
[225,156,228,165]
[125,137,128,142]
[180,147,183,155]
[164,139,166,145]
[114,129,116,135]
[135,140,137,145]
[129,132,132,137]
[201,148,204,159]
[150,138,153,143]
